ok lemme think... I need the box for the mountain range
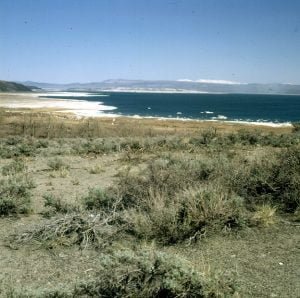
[21,79,300,95]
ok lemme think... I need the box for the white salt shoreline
[0,92,117,117]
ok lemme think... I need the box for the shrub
[73,138,119,155]
[47,157,69,171]
[274,147,300,211]
[1,159,27,176]
[49,167,70,178]
[0,137,49,159]
[5,249,236,297]
[229,157,276,207]
[189,128,218,146]
[88,165,103,174]
[221,130,299,148]
[82,188,117,211]
[5,136,23,146]
[43,193,77,216]
[0,175,34,215]
[74,248,236,297]
[123,185,246,244]
[236,129,261,145]
[230,146,300,212]
[114,156,217,209]
[0,143,34,158]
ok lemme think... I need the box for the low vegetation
[122,185,246,244]
[0,173,34,216]
[230,146,300,212]
[0,111,299,297]
[43,193,77,216]
[73,248,236,297]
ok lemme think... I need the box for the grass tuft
[252,204,277,227]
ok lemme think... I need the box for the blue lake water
[45,92,300,124]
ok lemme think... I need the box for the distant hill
[22,79,300,95]
[0,80,32,92]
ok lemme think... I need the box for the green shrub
[43,193,77,216]
[73,138,119,155]
[74,248,236,297]
[0,175,34,215]
[220,130,299,147]
[1,159,27,176]
[5,249,236,297]
[0,137,48,158]
[189,128,218,146]
[236,129,260,145]
[124,185,246,244]
[114,156,217,209]
[47,157,69,171]
[82,188,116,211]
[274,147,300,211]
[230,146,300,212]
[5,136,23,146]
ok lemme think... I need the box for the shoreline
[0,92,293,128]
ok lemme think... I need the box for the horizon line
[5,78,300,86]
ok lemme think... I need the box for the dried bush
[252,204,277,227]
[13,212,119,249]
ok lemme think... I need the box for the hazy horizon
[1,0,300,84]
[18,78,300,86]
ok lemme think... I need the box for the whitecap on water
[211,115,227,120]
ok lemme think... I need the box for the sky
[0,0,300,84]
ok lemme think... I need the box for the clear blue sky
[1,0,300,84]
